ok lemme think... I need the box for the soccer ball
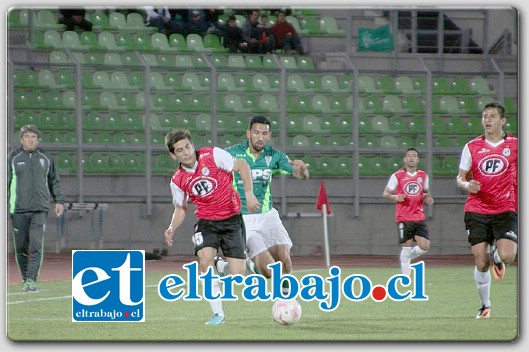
[272,299,302,326]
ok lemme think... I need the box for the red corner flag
[316,180,331,215]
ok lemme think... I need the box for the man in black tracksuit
[7,125,65,291]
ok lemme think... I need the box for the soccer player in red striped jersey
[163,129,260,325]
[457,101,518,319]
[383,147,434,276]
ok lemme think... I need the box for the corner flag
[316,180,331,215]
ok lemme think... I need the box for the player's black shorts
[397,221,429,244]
[465,211,518,246]
[192,213,246,259]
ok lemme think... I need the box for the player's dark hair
[248,115,271,131]
[405,147,419,156]
[484,101,506,118]
[165,129,192,154]
[20,124,40,138]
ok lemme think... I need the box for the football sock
[474,266,491,307]
[202,271,224,317]
[400,247,412,275]
[410,245,428,260]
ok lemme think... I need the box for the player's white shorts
[243,208,293,259]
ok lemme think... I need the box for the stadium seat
[376,76,398,94]
[291,135,310,147]
[358,75,383,94]
[43,29,63,49]
[434,137,454,148]
[187,33,208,51]
[91,71,111,89]
[174,54,194,67]
[259,94,280,113]
[14,69,37,88]
[168,33,191,51]
[321,74,352,93]
[110,71,133,89]
[62,31,90,50]
[382,95,408,113]
[98,31,123,51]
[304,74,321,91]
[431,117,450,134]
[262,56,279,69]
[165,72,184,90]
[361,96,383,114]
[371,116,391,133]
[300,17,325,34]
[279,56,298,70]
[388,116,407,133]
[79,31,104,50]
[319,16,345,35]
[402,96,425,114]
[57,153,77,173]
[217,73,241,91]
[469,76,496,95]
[297,56,315,70]
[219,94,245,112]
[252,74,275,92]
[432,77,452,95]
[407,117,425,134]
[151,32,177,51]
[127,12,152,31]
[108,11,127,30]
[451,77,472,95]
[311,95,331,114]
[182,72,208,91]
[504,97,517,114]
[234,74,251,90]
[203,34,228,52]
[245,55,263,68]
[90,11,110,30]
[438,95,466,114]
[228,55,246,68]
[287,74,312,92]
[394,75,422,94]
[287,95,311,113]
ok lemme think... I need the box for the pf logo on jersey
[403,181,422,195]
[190,177,218,197]
[478,155,509,176]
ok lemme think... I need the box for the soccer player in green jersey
[216,115,309,286]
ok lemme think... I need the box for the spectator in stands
[223,15,248,53]
[144,6,187,37]
[242,9,274,54]
[58,8,92,32]
[271,10,304,55]
[186,8,209,36]
[205,8,225,35]
[259,14,274,50]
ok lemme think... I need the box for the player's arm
[383,174,404,202]
[164,203,186,247]
[232,158,260,213]
[289,159,310,180]
[456,144,480,193]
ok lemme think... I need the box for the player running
[163,129,259,325]
[456,101,518,319]
[215,116,309,293]
[383,147,434,276]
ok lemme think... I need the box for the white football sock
[410,245,428,260]
[474,266,491,307]
[400,247,412,275]
[493,247,502,264]
[202,271,224,317]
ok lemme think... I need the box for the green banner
[358,24,394,52]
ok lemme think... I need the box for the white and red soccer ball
[272,299,302,325]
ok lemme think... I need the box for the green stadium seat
[380,135,398,148]
[398,136,415,148]
[262,56,279,69]
[469,76,496,95]
[438,95,466,114]
[49,50,70,64]
[126,12,152,31]
[57,153,77,173]
[168,33,191,51]
[382,95,408,113]
[217,73,240,91]
[334,156,352,176]
[234,74,251,90]
[286,15,308,35]
[14,69,37,88]
[371,116,391,133]
[319,16,345,35]
[297,56,315,70]
[451,77,472,95]
[279,56,298,70]
[219,94,245,112]
[259,94,280,113]
[287,74,312,92]
[361,96,383,114]
[110,71,133,89]
[151,32,178,51]
[407,117,425,134]
[183,72,208,91]
[252,74,276,92]
[62,30,90,50]
[152,154,176,174]
[228,55,246,68]
[79,31,104,50]
[203,34,228,52]
[504,97,517,114]
[37,9,62,29]
[291,135,310,147]
[287,95,311,113]
[174,54,195,67]
[91,71,111,88]
[432,117,450,134]
[300,17,325,35]
[394,75,422,94]
[432,77,452,95]
[446,116,468,135]
[43,29,63,49]
[108,11,127,30]
[311,95,331,114]
[98,31,123,51]
[187,33,208,51]
[150,72,169,90]
[90,11,110,30]
[245,55,263,68]
[358,75,383,94]
[376,76,398,94]
[132,32,158,52]
[504,118,517,135]
[85,52,105,65]
[165,72,184,90]
[402,96,425,114]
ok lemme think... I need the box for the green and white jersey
[226,140,294,214]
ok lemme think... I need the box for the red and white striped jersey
[386,169,429,222]
[459,134,518,214]
[170,147,241,220]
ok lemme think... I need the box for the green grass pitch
[6,266,518,342]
